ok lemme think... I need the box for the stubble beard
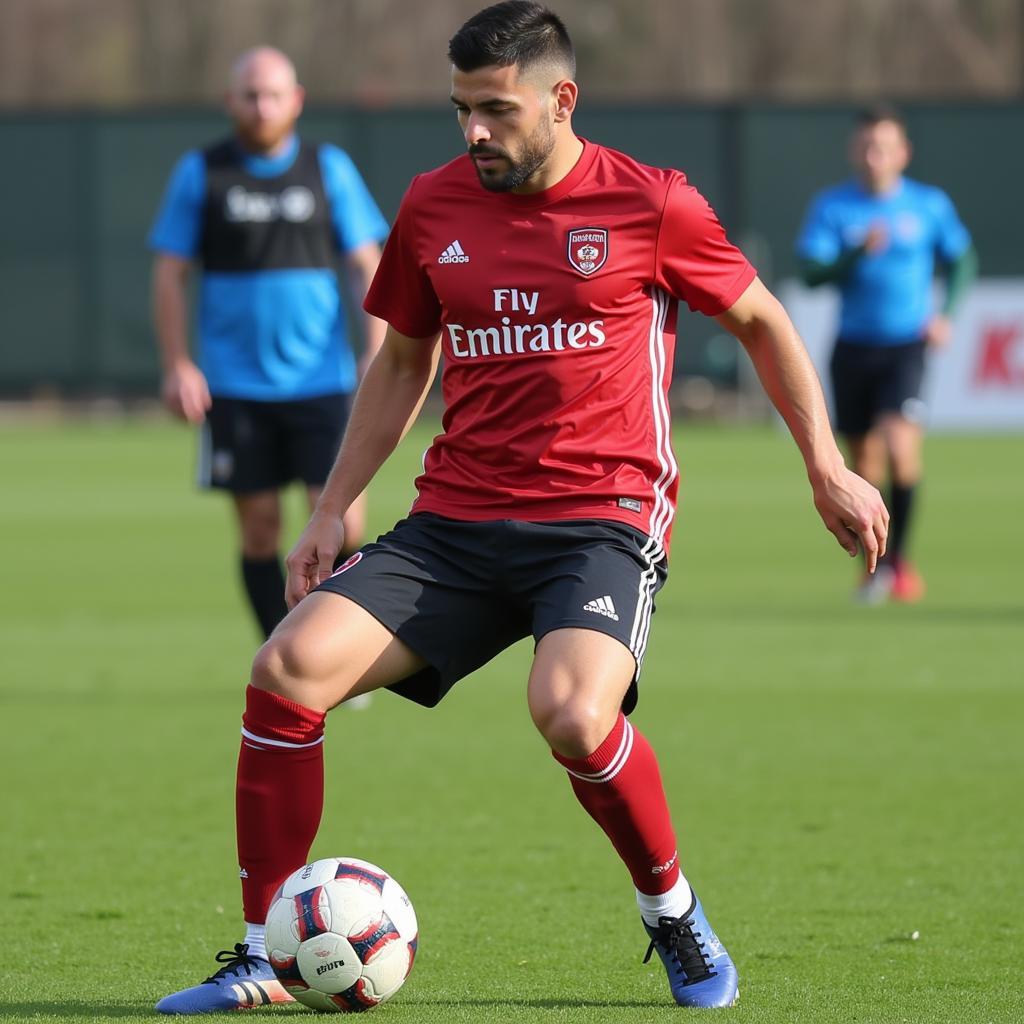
[235,118,294,156]
[472,120,556,193]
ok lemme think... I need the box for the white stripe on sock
[563,720,634,784]
[240,727,324,750]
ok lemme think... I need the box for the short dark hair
[856,103,907,132]
[448,2,575,77]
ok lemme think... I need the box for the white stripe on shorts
[196,419,213,489]
[628,288,675,670]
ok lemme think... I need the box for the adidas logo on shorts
[583,595,619,621]
[438,239,470,264]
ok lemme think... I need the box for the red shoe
[891,562,925,603]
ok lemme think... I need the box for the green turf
[0,418,1020,1023]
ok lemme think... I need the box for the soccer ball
[264,857,418,1012]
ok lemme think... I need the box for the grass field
[1,418,1020,1024]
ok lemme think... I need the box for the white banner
[777,278,1024,432]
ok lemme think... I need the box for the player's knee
[250,632,308,700]
[854,452,884,487]
[532,697,613,759]
[250,624,363,711]
[890,461,921,487]
[238,509,283,558]
[241,537,280,560]
[240,523,281,560]
[888,443,922,485]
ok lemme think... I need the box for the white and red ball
[264,857,417,1013]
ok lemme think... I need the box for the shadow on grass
[1,997,667,1016]
[401,997,669,1009]
[0,1004,160,1019]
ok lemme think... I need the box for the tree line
[1,0,1020,107]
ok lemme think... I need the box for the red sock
[236,684,326,923]
[553,714,680,895]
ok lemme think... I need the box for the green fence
[1,103,1020,395]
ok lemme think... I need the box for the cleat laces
[643,913,717,986]
[202,943,264,985]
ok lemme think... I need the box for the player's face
[451,63,559,193]
[850,120,911,194]
[227,55,304,154]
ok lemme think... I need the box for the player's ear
[552,79,577,124]
[293,84,307,116]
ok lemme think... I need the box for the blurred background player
[149,46,388,639]
[796,104,976,603]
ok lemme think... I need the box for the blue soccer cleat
[155,942,294,1015]
[642,893,739,1008]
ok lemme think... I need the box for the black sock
[240,556,288,639]
[887,482,917,566]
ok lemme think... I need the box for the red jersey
[364,140,755,556]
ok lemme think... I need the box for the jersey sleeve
[318,145,390,253]
[930,187,971,264]
[363,176,442,338]
[795,191,842,264]
[654,176,756,315]
[147,151,205,257]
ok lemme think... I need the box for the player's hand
[162,361,211,423]
[285,514,346,609]
[811,468,890,573]
[863,222,888,254]
[924,314,952,348]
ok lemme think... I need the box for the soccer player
[797,105,975,603]
[156,3,888,1013]
[149,47,389,640]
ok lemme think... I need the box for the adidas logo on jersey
[438,240,470,264]
[583,595,619,621]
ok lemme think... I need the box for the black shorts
[829,339,927,437]
[316,513,669,714]
[199,393,350,493]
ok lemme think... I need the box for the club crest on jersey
[567,227,608,276]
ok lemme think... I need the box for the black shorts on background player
[829,338,926,437]
[200,393,351,493]
[317,513,668,714]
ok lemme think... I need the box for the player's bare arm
[151,252,211,423]
[284,326,440,606]
[716,276,889,570]
[344,241,387,376]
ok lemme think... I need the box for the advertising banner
[778,280,1024,432]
